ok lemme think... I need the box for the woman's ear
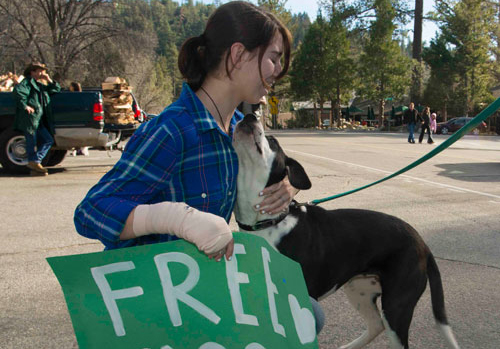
[230,42,247,69]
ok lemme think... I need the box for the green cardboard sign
[47,233,318,349]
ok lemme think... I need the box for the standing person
[13,62,61,176]
[418,106,434,144]
[403,102,418,143]
[430,112,437,134]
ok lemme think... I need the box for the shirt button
[228,191,232,196]
[201,193,207,198]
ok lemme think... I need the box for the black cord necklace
[199,86,227,133]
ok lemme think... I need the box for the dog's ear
[285,156,312,190]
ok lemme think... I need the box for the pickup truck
[0,89,144,173]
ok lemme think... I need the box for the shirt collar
[179,82,242,135]
[28,77,41,92]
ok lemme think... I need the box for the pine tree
[422,34,456,120]
[290,18,326,128]
[434,0,495,116]
[324,2,356,127]
[358,0,411,126]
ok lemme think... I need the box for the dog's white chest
[243,215,298,249]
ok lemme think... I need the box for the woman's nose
[275,60,282,76]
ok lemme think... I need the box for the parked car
[435,117,487,135]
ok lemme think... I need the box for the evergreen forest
[1,0,498,123]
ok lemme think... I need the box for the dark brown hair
[69,82,82,92]
[178,1,292,91]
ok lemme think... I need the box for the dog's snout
[236,113,260,135]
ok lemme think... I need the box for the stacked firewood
[101,77,137,125]
[0,72,24,91]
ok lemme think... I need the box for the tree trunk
[313,102,318,128]
[329,99,334,129]
[413,0,423,62]
[319,101,324,128]
[378,99,385,128]
[411,0,424,104]
[336,84,342,127]
[443,98,448,122]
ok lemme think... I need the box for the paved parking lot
[1,131,499,348]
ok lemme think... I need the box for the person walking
[403,102,418,143]
[418,106,434,144]
[13,62,60,175]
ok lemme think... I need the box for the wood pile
[0,73,24,91]
[101,77,137,125]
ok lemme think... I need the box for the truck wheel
[0,128,30,174]
[43,149,67,167]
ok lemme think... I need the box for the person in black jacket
[403,102,418,143]
[418,106,434,144]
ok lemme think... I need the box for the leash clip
[290,200,316,207]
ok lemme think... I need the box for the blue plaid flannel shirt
[74,83,243,250]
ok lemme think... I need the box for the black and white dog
[232,114,459,349]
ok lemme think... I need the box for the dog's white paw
[288,294,316,344]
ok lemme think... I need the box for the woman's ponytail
[178,35,207,91]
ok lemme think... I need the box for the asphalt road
[0,131,499,348]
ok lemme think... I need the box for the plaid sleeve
[74,119,180,249]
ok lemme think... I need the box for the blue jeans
[24,124,54,163]
[310,297,325,334]
[407,123,415,142]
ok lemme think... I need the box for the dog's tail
[427,253,460,349]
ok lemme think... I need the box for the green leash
[309,97,500,205]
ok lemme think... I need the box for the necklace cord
[200,86,227,132]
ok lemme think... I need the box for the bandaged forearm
[132,202,232,254]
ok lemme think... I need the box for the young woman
[74,3,327,332]
[74,1,295,259]
[418,106,434,144]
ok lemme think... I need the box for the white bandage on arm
[132,202,232,254]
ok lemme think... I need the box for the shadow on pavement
[435,162,500,182]
[0,164,114,177]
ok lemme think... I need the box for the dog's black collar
[237,212,289,231]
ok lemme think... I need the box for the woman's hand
[254,177,299,215]
[25,106,35,114]
[207,238,235,262]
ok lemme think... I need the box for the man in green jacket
[13,62,60,176]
